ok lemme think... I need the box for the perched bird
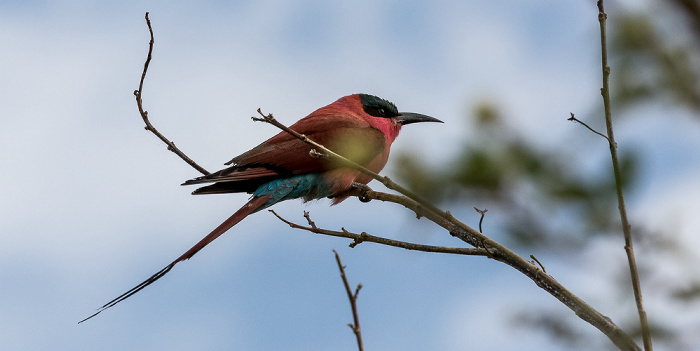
[80,93,441,322]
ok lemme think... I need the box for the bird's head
[353,93,443,143]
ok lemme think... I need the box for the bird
[80,93,442,322]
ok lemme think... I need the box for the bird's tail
[79,194,272,323]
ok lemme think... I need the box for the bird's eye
[360,94,399,118]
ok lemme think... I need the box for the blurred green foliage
[394,1,700,349]
[397,99,638,249]
[613,12,700,111]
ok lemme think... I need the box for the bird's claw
[351,182,372,203]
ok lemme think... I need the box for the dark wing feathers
[183,113,387,195]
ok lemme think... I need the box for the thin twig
[303,210,318,229]
[530,255,547,274]
[597,1,652,349]
[134,12,209,176]
[333,250,364,351]
[474,207,488,233]
[269,210,489,256]
[568,112,614,145]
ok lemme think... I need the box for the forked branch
[333,250,365,351]
[269,210,490,256]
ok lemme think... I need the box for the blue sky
[2,1,699,350]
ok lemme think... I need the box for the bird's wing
[184,114,387,187]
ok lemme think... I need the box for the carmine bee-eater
[80,93,442,322]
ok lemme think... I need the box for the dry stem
[596,1,652,349]
[270,210,490,256]
[333,250,365,351]
[135,12,209,176]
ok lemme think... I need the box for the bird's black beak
[396,112,443,125]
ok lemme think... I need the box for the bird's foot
[351,182,373,203]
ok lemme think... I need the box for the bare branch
[269,210,489,256]
[596,2,652,349]
[333,250,364,351]
[134,12,209,176]
[335,187,641,351]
